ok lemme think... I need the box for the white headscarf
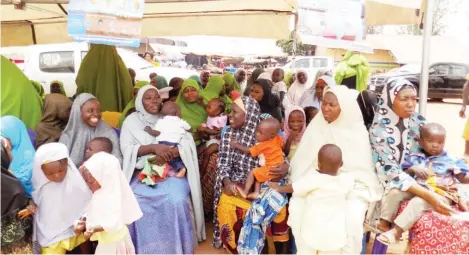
[234,68,247,92]
[84,152,142,232]
[283,70,314,108]
[301,75,338,109]
[289,85,382,200]
[32,143,91,247]
[120,85,206,242]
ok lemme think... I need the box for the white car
[282,56,335,78]
[1,42,198,96]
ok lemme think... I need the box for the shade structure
[365,0,425,26]
[1,0,296,46]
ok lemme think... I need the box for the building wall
[316,47,400,75]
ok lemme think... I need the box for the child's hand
[84,228,94,239]
[74,220,86,236]
[268,182,281,191]
[409,166,428,180]
[18,203,36,219]
[230,140,240,149]
[144,126,152,133]
[197,96,205,105]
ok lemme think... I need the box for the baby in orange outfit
[231,118,284,199]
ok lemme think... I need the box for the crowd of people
[2,47,469,255]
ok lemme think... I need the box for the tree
[276,32,316,56]
[398,0,459,36]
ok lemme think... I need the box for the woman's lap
[129,176,194,254]
[198,152,217,214]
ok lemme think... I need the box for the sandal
[376,229,400,245]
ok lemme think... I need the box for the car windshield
[116,49,154,70]
[395,64,421,73]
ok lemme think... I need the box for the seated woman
[118,81,149,129]
[59,93,122,167]
[289,86,383,254]
[283,70,314,109]
[35,94,72,148]
[369,79,465,254]
[213,96,290,254]
[120,85,205,254]
[0,116,35,198]
[249,79,282,122]
[1,137,30,254]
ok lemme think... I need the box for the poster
[297,0,372,52]
[68,0,145,47]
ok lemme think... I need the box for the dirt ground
[194,99,466,254]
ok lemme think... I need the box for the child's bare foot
[377,218,392,232]
[236,186,247,199]
[247,191,259,200]
[175,168,186,178]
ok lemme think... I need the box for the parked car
[282,56,334,79]
[368,62,469,100]
[1,42,198,97]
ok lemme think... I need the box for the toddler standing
[77,152,142,254]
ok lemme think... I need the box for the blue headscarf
[0,116,35,197]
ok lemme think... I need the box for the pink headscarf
[282,106,306,145]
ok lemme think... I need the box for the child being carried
[142,101,190,185]
[230,118,284,199]
[377,123,469,245]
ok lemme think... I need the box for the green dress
[1,56,42,130]
[76,44,133,112]
[176,79,207,145]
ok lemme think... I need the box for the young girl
[30,143,91,254]
[282,106,307,160]
[77,152,142,254]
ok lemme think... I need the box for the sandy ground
[194,99,466,254]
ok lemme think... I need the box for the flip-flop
[376,230,400,245]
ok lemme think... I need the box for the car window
[434,65,449,75]
[39,51,75,73]
[449,64,467,76]
[312,58,328,68]
[292,58,310,69]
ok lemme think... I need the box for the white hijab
[284,70,314,108]
[84,152,142,232]
[119,85,206,242]
[289,85,382,200]
[32,143,91,247]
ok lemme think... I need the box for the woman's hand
[408,166,428,180]
[148,155,166,165]
[151,144,174,161]
[268,163,289,180]
[426,193,455,216]
[74,220,86,236]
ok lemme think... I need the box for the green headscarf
[76,44,133,112]
[50,80,66,96]
[1,56,42,130]
[155,76,168,89]
[334,51,370,92]
[31,80,45,99]
[223,73,241,93]
[118,81,149,128]
[176,79,207,145]
[200,76,232,112]
[284,72,294,88]
[188,75,202,88]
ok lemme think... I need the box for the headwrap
[59,93,122,166]
[32,143,91,247]
[1,56,43,130]
[84,152,142,232]
[244,68,264,96]
[334,51,370,92]
[35,94,72,148]
[76,44,133,112]
[50,80,67,96]
[118,81,149,128]
[234,68,247,92]
[253,79,282,121]
[369,78,425,191]
[200,76,232,111]
[0,116,35,197]
[176,79,208,144]
[284,72,295,88]
[223,73,241,93]
[357,90,378,131]
[188,75,202,87]
[282,106,306,146]
[284,70,314,108]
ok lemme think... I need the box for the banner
[297,0,373,53]
[68,0,144,47]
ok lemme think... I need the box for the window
[292,58,310,69]
[312,58,328,68]
[433,64,449,75]
[39,51,75,73]
[450,65,467,76]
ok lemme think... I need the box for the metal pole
[291,12,298,66]
[419,0,434,116]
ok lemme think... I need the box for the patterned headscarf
[369,78,425,190]
[282,106,306,145]
[217,96,261,183]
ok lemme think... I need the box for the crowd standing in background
[2,48,469,255]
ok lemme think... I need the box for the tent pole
[418,0,434,116]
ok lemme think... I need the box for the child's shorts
[206,138,220,147]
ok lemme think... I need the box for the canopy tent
[1,0,296,46]
[1,0,428,47]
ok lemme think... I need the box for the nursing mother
[289,85,383,254]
